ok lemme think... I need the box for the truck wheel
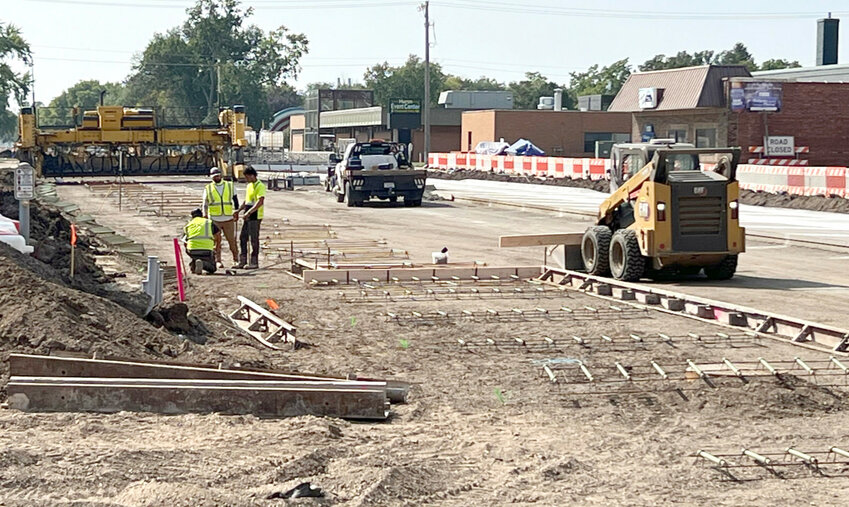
[345,181,357,207]
[411,199,422,207]
[609,229,645,282]
[581,226,612,276]
[704,255,738,280]
[389,196,397,203]
[335,187,345,202]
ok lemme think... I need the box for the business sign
[765,136,795,156]
[730,81,783,112]
[388,99,422,130]
[390,99,421,114]
[638,87,658,109]
[15,164,34,201]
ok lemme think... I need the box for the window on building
[667,129,687,142]
[696,128,717,148]
[584,133,613,153]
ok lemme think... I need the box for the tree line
[1,0,802,138]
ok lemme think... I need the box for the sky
[4,0,849,108]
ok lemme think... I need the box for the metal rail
[539,266,849,356]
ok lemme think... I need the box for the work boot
[192,259,203,275]
[246,263,259,270]
[233,262,246,269]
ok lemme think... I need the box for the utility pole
[421,1,431,162]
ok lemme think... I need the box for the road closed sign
[765,136,795,156]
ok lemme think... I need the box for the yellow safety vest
[184,217,214,251]
[245,180,266,219]
[205,181,234,217]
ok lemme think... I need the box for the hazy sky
[5,0,849,106]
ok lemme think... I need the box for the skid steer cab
[581,141,744,282]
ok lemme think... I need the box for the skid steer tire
[335,189,344,202]
[704,255,738,280]
[581,226,612,276]
[609,229,645,282]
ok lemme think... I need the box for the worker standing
[202,167,240,268]
[183,209,218,275]
[236,166,266,269]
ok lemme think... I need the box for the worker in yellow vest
[235,166,266,269]
[182,209,219,274]
[202,167,240,268]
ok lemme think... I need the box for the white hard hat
[209,167,222,176]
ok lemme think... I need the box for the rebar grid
[694,447,849,480]
[385,304,649,325]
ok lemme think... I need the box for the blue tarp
[506,139,545,156]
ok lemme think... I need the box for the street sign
[764,136,795,157]
[15,164,34,201]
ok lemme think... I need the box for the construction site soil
[1,173,848,505]
[430,168,849,214]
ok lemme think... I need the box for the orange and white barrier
[427,153,849,198]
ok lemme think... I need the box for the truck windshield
[359,144,392,155]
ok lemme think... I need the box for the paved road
[430,179,849,246]
[57,180,849,327]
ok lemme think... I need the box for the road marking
[747,244,788,250]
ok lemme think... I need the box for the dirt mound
[429,168,610,192]
[0,242,190,393]
[429,168,849,214]
[740,190,849,214]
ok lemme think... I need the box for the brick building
[729,80,849,166]
[608,65,752,147]
[460,110,632,157]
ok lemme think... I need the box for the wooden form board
[304,265,542,285]
[499,233,584,248]
[8,354,409,404]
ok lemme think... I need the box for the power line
[21,0,415,9]
[435,0,849,20]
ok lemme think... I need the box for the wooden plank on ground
[499,233,584,248]
[7,382,389,420]
[8,354,410,403]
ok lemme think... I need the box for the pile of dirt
[429,167,849,214]
[0,242,191,393]
[429,168,609,192]
[739,190,849,214]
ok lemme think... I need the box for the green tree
[0,22,31,141]
[364,55,446,107]
[507,72,569,110]
[569,58,631,97]
[758,58,802,71]
[715,42,756,70]
[39,80,126,126]
[639,50,715,71]
[125,0,308,127]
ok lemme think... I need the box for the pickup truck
[328,141,427,207]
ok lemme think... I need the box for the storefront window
[696,128,717,148]
[667,129,687,142]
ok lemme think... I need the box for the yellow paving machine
[16,105,248,178]
[581,140,745,281]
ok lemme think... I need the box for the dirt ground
[2,171,849,505]
[430,168,849,214]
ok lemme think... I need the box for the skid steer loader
[581,140,744,282]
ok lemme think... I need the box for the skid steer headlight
[657,202,666,221]
[729,200,739,219]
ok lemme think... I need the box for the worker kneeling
[183,208,218,275]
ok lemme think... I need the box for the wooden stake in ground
[69,224,77,278]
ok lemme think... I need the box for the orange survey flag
[70,224,77,246]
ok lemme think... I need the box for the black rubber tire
[335,179,345,202]
[389,196,397,203]
[411,199,422,207]
[704,255,738,280]
[345,181,357,207]
[581,226,612,276]
[609,229,646,282]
